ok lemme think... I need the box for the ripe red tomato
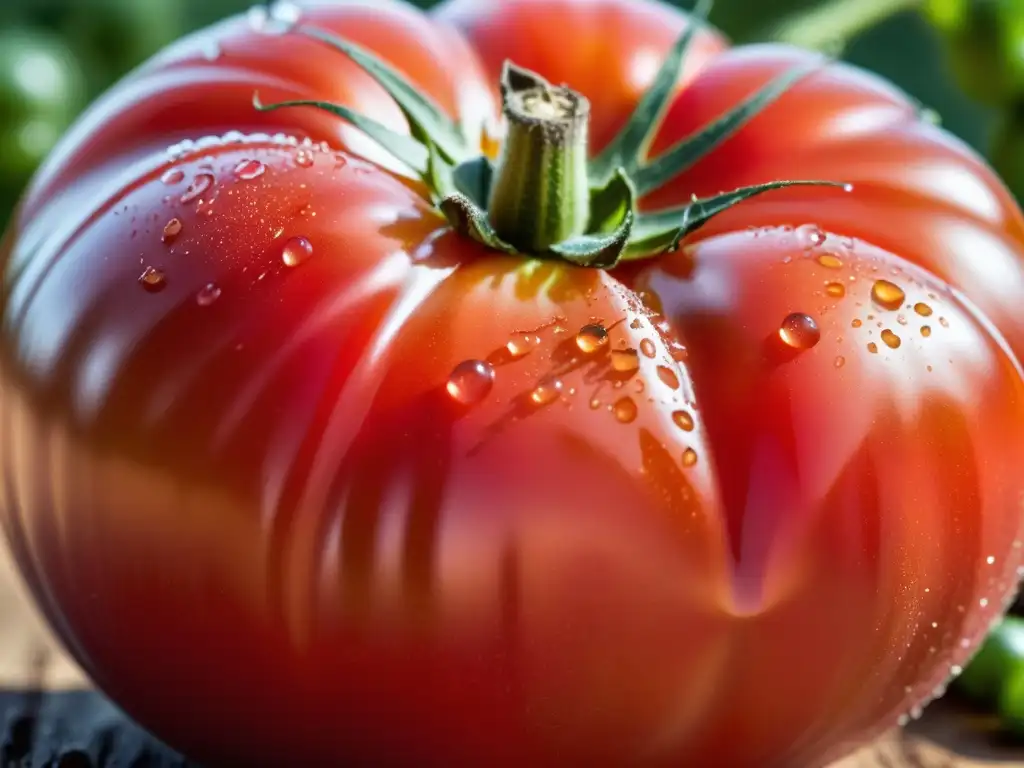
[4,0,1024,766]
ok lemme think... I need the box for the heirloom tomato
[2,0,1024,767]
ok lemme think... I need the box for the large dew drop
[234,158,266,180]
[871,279,905,311]
[506,332,540,359]
[672,410,694,431]
[139,266,167,292]
[281,236,313,267]
[656,366,680,390]
[881,329,902,349]
[610,348,640,373]
[613,396,638,424]
[446,360,495,405]
[778,312,820,350]
[162,218,183,243]
[530,378,563,406]
[825,281,846,298]
[180,173,214,203]
[575,324,609,354]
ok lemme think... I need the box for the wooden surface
[3,538,1023,767]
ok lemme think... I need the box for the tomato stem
[487,62,592,252]
[272,22,850,268]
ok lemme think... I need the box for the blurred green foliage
[925,0,1024,107]
[0,0,1005,225]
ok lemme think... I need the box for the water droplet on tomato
[575,324,608,354]
[196,282,222,306]
[589,396,601,410]
[834,356,845,368]
[825,281,845,298]
[639,338,657,358]
[610,348,640,373]
[281,236,313,267]
[672,410,694,431]
[234,158,266,180]
[681,448,698,467]
[161,217,182,243]
[637,289,663,315]
[201,40,221,61]
[506,332,539,358]
[939,316,950,328]
[295,150,314,168]
[656,365,680,390]
[446,360,495,405]
[180,172,214,203]
[851,319,862,328]
[248,5,269,29]
[161,168,184,185]
[139,266,167,292]
[798,224,826,247]
[270,0,301,26]
[914,302,933,316]
[613,396,638,423]
[778,312,820,349]
[871,279,905,310]
[876,329,901,350]
[817,253,843,269]
[530,378,563,406]
[867,342,878,354]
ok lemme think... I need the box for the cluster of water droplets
[888,533,1024,729]
[138,141,331,300]
[753,224,950,370]
[166,131,334,161]
[194,2,304,63]
[445,313,701,469]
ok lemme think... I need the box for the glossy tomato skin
[3,0,1024,767]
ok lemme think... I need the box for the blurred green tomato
[999,662,1024,737]
[0,26,86,200]
[925,0,1024,106]
[955,616,1024,704]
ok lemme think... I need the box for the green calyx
[252,0,850,269]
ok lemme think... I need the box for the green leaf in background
[925,0,1024,108]
[0,24,88,229]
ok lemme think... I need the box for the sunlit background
[0,0,997,232]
